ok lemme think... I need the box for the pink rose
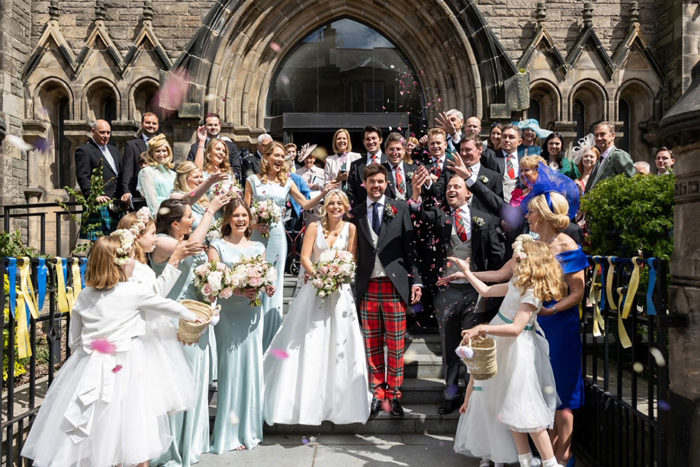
[202,283,213,296]
[220,287,233,299]
[320,266,329,275]
[249,276,263,287]
[328,264,340,276]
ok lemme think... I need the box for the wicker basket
[177,300,220,344]
[460,337,498,380]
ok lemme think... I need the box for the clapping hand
[170,235,205,264]
[411,166,430,200]
[446,153,472,180]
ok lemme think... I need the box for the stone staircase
[210,274,461,435]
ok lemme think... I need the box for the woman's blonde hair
[319,189,350,232]
[513,240,567,302]
[145,134,174,169]
[173,162,209,207]
[117,213,155,264]
[85,236,128,289]
[527,192,570,231]
[332,128,352,154]
[519,155,547,172]
[260,141,289,185]
[204,139,232,175]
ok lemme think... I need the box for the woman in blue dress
[170,161,227,230]
[149,194,231,467]
[243,141,338,350]
[138,134,177,217]
[208,199,275,452]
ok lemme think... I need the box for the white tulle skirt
[21,323,193,467]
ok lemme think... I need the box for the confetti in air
[269,42,282,53]
[229,411,240,425]
[633,362,644,373]
[112,365,123,373]
[90,339,116,355]
[5,135,34,152]
[381,399,391,413]
[270,348,289,359]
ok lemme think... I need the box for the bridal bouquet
[250,199,282,238]
[211,179,243,199]
[206,217,224,242]
[227,254,277,306]
[311,249,356,298]
[194,259,234,303]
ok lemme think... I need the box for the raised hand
[419,135,429,148]
[411,166,429,201]
[197,125,207,144]
[446,152,472,180]
[206,172,228,186]
[322,181,340,195]
[434,111,457,136]
[209,192,232,213]
[170,235,205,264]
[448,256,471,275]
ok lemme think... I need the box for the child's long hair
[513,240,567,302]
[85,236,128,289]
[117,213,155,264]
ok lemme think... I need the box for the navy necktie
[371,202,381,235]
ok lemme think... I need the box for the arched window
[57,97,71,187]
[618,98,630,153]
[528,98,541,125]
[573,99,585,140]
[267,18,423,117]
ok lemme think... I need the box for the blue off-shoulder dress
[538,245,588,410]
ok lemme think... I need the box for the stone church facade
[0,0,695,250]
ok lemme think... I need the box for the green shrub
[580,174,674,260]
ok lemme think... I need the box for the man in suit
[121,112,159,209]
[434,109,465,151]
[585,121,636,192]
[242,133,272,178]
[75,119,124,239]
[409,171,503,414]
[383,132,419,202]
[419,127,454,201]
[347,124,387,207]
[350,163,422,417]
[187,112,242,183]
[489,123,523,203]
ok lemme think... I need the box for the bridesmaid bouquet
[211,179,243,199]
[227,254,277,307]
[194,259,234,303]
[206,218,223,242]
[250,199,282,238]
[311,249,356,298]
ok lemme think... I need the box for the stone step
[404,353,443,379]
[400,377,464,404]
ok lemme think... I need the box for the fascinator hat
[569,133,596,165]
[521,162,580,220]
[514,118,553,139]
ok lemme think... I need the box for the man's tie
[395,167,406,196]
[371,202,381,235]
[453,210,468,242]
[506,153,516,179]
[435,161,442,179]
[371,154,379,165]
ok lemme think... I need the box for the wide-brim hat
[297,143,318,163]
[515,118,552,139]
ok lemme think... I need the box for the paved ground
[197,433,481,466]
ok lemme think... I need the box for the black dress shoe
[371,398,382,415]
[438,399,460,415]
[390,398,404,417]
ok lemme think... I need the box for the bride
[263,189,371,425]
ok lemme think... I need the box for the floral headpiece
[129,207,152,237]
[512,233,537,260]
[146,133,168,150]
[569,133,596,165]
[110,229,135,266]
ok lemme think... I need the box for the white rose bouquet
[194,259,234,303]
[250,199,282,239]
[227,254,277,307]
[311,249,356,298]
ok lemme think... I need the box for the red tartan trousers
[359,277,406,400]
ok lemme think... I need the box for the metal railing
[1,258,74,466]
[2,202,84,257]
[576,256,669,467]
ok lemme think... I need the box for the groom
[350,164,422,417]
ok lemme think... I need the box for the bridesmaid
[138,134,177,216]
[244,141,337,350]
[170,161,226,230]
[208,199,274,452]
[149,194,230,467]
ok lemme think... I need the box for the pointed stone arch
[129,77,160,122]
[82,77,121,122]
[570,79,608,133]
[529,79,562,130]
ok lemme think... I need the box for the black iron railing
[1,258,74,466]
[576,256,669,467]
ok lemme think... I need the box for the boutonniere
[472,216,485,228]
[406,171,415,180]
[384,204,398,219]
[479,175,489,184]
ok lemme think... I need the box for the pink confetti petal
[270,42,282,52]
[90,338,116,354]
[112,365,123,373]
[270,348,289,359]
[381,400,391,413]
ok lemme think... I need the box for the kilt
[81,206,119,240]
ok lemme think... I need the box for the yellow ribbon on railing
[606,256,618,310]
[71,260,83,298]
[587,259,605,337]
[614,257,641,349]
[16,258,40,359]
[55,257,72,313]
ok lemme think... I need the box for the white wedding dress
[263,221,371,425]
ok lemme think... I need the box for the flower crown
[569,133,596,165]
[512,233,537,260]
[129,207,152,237]
[110,229,135,266]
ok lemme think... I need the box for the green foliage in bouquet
[580,174,675,260]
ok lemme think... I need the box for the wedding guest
[324,129,361,190]
[138,134,176,217]
[296,150,325,191]
[434,109,466,151]
[420,127,452,201]
[585,121,636,192]
[347,124,386,207]
[634,161,651,175]
[264,190,371,425]
[122,112,160,209]
[492,124,523,203]
[244,141,337,351]
[169,162,226,230]
[383,132,419,201]
[572,135,600,195]
[285,143,297,160]
[188,113,241,183]
[197,139,235,186]
[481,123,503,172]
[541,132,579,180]
[242,133,272,177]
[655,147,674,175]
[21,234,199,467]
[350,164,422,417]
[208,199,273,452]
[517,119,550,158]
[150,195,230,467]
[404,136,419,163]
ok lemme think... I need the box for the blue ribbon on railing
[647,257,657,316]
[62,258,69,283]
[7,258,17,317]
[597,259,607,311]
[37,258,48,310]
[79,258,87,288]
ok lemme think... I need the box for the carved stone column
[21,120,50,250]
[659,60,700,467]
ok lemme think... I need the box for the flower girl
[450,237,567,467]
[21,233,201,467]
